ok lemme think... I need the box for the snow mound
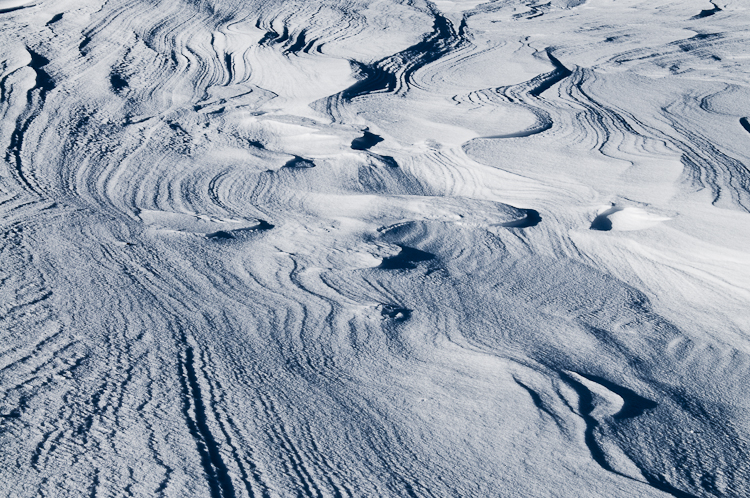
[591,206,671,231]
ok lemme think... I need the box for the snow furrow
[2,0,750,496]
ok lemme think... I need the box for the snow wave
[1,0,749,497]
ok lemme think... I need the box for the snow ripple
[1,0,750,497]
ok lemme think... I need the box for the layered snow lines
[2,0,750,497]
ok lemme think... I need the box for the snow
[1,0,749,496]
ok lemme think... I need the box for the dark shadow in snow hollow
[0,4,34,14]
[27,49,55,95]
[576,373,658,420]
[498,209,542,228]
[378,245,435,270]
[351,131,384,150]
[380,305,412,321]
[110,73,128,92]
[206,221,274,240]
[692,4,721,19]
[283,156,315,168]
[372,154,398,168]
[590,206,623,231]
[590,216,613,231]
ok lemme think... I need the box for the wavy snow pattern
[1,0,750,497]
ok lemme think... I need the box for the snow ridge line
[178,336,237,498]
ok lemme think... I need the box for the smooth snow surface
[1,0,750,497]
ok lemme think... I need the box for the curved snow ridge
[342,9,469,100]
[0,0,34,13]
[139,209,272,238]
[450,47,571,141]
[314,194,533,228]
[590,205,671,232]
[557,371,700,498]
[2,0,750,496]
[564,371,658,422]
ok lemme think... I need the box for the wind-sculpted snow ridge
[1,0,750,496]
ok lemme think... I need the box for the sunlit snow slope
[1,0,749,496]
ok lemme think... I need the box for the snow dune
[1,0,749,497]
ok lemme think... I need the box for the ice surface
[1,0,750,497]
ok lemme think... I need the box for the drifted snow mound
[2,0,750,497]
[591,206,671,231]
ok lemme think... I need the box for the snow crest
[1,0,749,496]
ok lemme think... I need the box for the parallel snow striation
[1,0,750,497]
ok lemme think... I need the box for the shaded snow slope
[1,0,750,497]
